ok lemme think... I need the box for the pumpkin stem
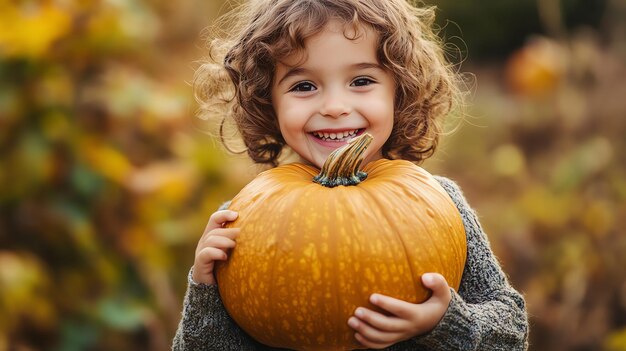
[313,133,373,187]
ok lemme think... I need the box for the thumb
[421,273,451,302]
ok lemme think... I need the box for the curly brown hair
[194,0,465,166]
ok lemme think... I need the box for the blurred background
[0,0,624,350]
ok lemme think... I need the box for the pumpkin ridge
[258,182,296,343]
[403,172,452,297]
[330,200,343,349]
[265,211,280,343]
[423,178,467,290]
[328,197,344,349]
[351,179,416,304]
[368,180,423,303]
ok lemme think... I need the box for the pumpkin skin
[216,159,467,351]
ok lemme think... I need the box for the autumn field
[1,1,625,350]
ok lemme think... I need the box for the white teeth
[312,129,360,141]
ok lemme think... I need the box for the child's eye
[289,81,316,92]
[351,77,375,87]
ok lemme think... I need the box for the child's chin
[311,159,325,170]
[310,154,329,169]
[296,155,324,169]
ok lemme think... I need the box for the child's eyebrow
[276,67,310,86]
[352,62,384,71]
[276,62,384,86]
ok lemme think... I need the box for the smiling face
[271,20,396,169]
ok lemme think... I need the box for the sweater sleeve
[410,176,529,350]
[172,201,263,351]
[171,268,261,351]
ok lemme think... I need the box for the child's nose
[319,91,351,118]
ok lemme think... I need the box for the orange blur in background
[0,1,625,350]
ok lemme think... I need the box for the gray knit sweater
[172,176,529,351]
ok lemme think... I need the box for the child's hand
[347,273,451,349]
[191,210,240,285]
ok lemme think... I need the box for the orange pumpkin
[216,134,466,351]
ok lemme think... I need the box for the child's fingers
[421,273,447,291]
[200,233,238,251]
[196,246,230,263]
[421,273,451,304]
[196,229,239,258]
[348,316,400,348]
[199,227,240,245]
[193,247,229,285]
[368,293,414,319]
[351,307,404,332]
[204,210,238,234]
[353,332,391,350]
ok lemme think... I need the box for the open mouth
[310,128,365,142]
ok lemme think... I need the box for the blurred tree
[0,0,251,350]
[431,0,608,60]
[426,0,626,349]
[0,0,624,350]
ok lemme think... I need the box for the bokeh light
[0,1,624,350]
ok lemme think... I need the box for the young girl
[173,0,529,350]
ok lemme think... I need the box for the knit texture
[172,176,529,351]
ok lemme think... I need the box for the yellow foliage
[126,161,197,204]
[518,186,574,229]
[0,4,71,58]
[121,225,150,259]
[41,112,71,141]
[491,144,526,177]
[580,200,615,238]
[79,137,135,185]
[85,1,159,45]
[605,327,626,351]
[0,252,56,331]
[35,68,74,107]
